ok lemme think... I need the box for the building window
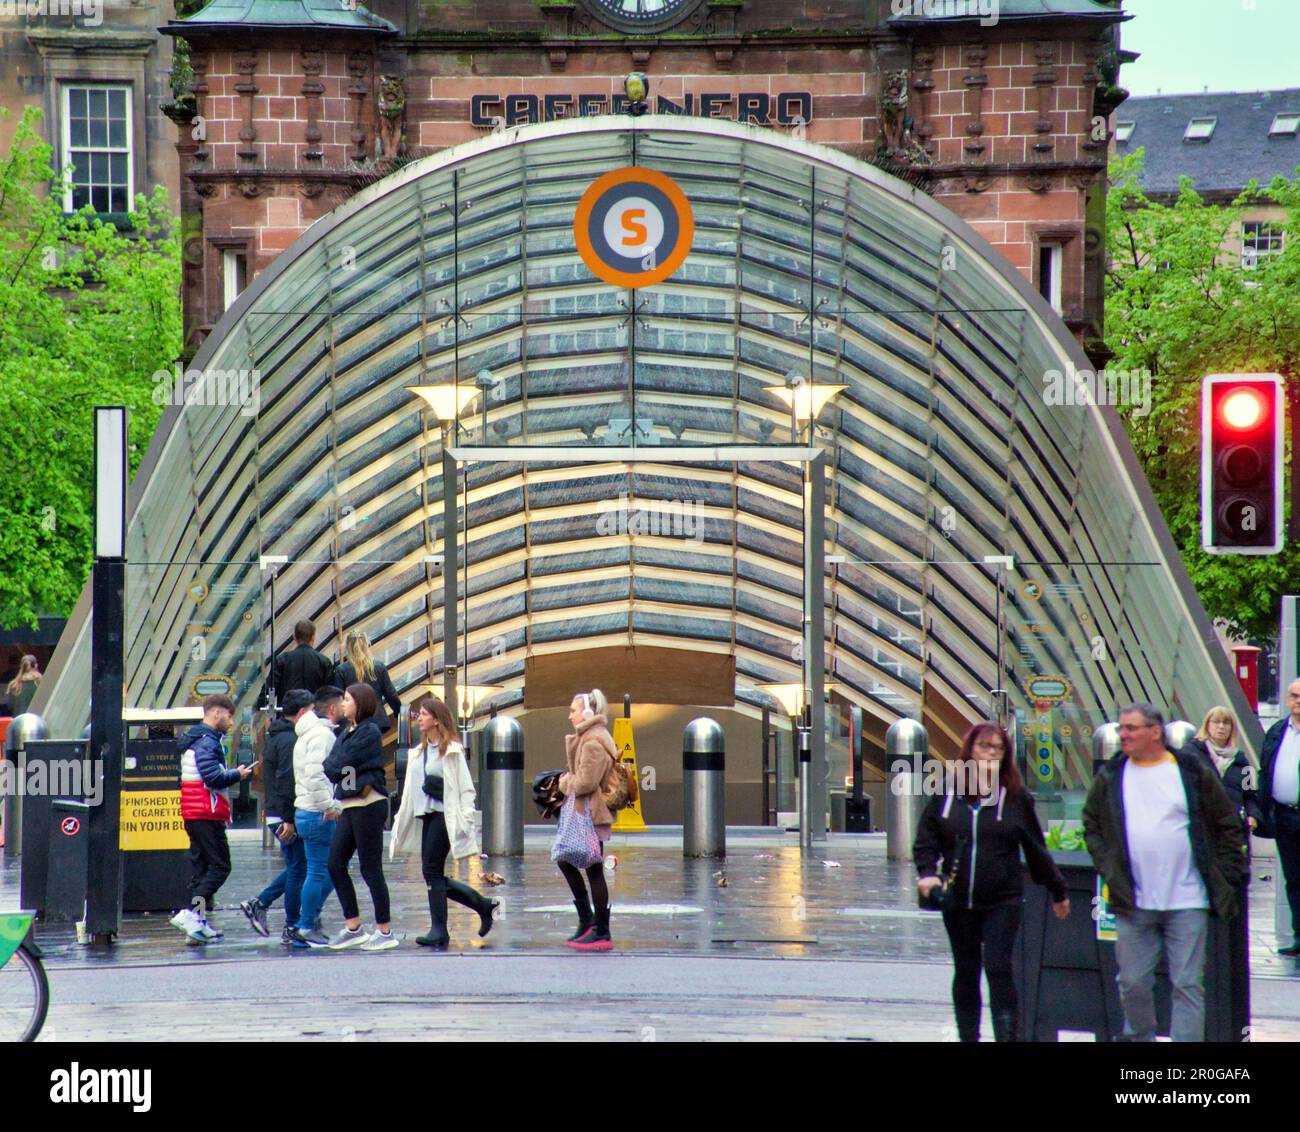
[1269,113,1300,137]
[223,249,248,311]
[1038,243,1063,314]
[62,85,132,214]
[1183,116,1217,141]
[1241,221,1283,270]
[1114,120,1135,143]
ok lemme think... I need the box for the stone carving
[879,69,931,166]
[377,75,405,158]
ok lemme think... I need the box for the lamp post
[764,374,846,845]
[407,384,482,713]
[87,405,127,944]
[758,681,837,850]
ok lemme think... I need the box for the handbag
[918,835,967,912]
[532,769,565,819]
[549,796,603,869]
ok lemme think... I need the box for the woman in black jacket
[1183,706,1262,855]
[322,683,396,951]
[333,630,402,734]
[913,721,1070,1042]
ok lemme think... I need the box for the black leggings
[328,800,391,924]
[942,901,1022,1032]
[558,859,609,911]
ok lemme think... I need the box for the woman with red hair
[913,720,1070,1041]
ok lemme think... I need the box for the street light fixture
[625,72,649,116]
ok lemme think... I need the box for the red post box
[1231,645,1261,712]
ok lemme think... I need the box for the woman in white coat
[391,694,498,949]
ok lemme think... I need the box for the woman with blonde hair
[333,630,402,733]
[6,654,41,716]
[555,688,621,952]
[1184,706,1261,846]
[390,694,497,949]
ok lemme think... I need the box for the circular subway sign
[574,167,694,289]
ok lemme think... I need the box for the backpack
[602,748,639,813]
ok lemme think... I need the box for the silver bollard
[885,718,928,862]
[683,717,725,858]
[1164,719,1196,753]
[481,715,523,856]
[2,713,48,858]
[1091,721,1120,772]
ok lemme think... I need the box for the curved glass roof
[38,116,1255,777]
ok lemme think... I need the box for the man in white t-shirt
[1083,703,1246,1041]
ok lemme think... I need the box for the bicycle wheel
[0,946,49,1042]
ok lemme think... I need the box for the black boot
[478,898,500,939]
[571,905,612,951]
[992,1010,1019,1043]
[956,1008,980,1043]
[417,887,450,949]
[567,896,594,942]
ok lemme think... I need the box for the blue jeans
[258,830,307,926]
[1115,907,1209,1042]
[294,808,337,932]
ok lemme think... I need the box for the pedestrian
[170,694,253,944]
[1259,679,1300,956]
[266,619,335,707]
[333,630,402,734]
[6,654,41,716]
[239,688,314,937]
[322,683,397,951]
[556,688,620,952]
[1182,706,1262,854]
[1082,703,1246,1041]
[285,686,344,949]
[913,721,1069,1042]
[390,694,498,949]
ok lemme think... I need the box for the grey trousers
[1114,907,1209,1042]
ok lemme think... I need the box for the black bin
[46,799,90,924]
[121,739,192,913]
[1015,850,1248,1042]
[19,741,90,916]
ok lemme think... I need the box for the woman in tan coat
[557,688,619,951]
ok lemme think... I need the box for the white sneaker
[186,919,222,945]
[170,908,200,933]
[325,926,371,950]
[360,930,399,952]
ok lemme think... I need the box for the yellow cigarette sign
[119,790,188,851]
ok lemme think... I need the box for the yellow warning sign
[119,790,188,851]
[611,716,647,833]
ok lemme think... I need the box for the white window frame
[223,248,247,311]
[1114,120,1135,143]
[60,82,134,214]
[1038,242,1063,314]
[1183,116,1217,141]
[1269,113,1300,137]
[1241,220,1283,271]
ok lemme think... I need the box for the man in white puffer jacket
[285,686,344,948]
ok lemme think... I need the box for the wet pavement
[5,828,1299,1041]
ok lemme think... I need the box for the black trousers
[185,819,232,913]
[1275,806,1300,936]
[419,811,491,943]
[558,859,609,912]
[328,801,391,924]
[942,900,1022,1038]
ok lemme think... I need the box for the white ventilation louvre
[1183,117,1217,141]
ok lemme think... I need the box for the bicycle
[0,912,48,1042]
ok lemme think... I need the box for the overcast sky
[1119,0,1298,97]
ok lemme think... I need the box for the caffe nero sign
[471,90,814,129]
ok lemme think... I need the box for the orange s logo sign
[620,208,648,247]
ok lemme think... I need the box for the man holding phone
[240,689,315,938]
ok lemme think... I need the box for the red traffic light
[1219,387,1266,430]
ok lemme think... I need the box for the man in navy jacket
[1259,679,1300,956]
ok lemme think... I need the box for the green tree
[0,105,181,629]
[1105,149,1300,641]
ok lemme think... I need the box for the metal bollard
[481,715,523,856]
[797,720,814,852]
[885,718,927,862]
[1164,719,1196,753]
[683,717,725,858]
[2,713,48,857]
[1091,722,1120,774]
